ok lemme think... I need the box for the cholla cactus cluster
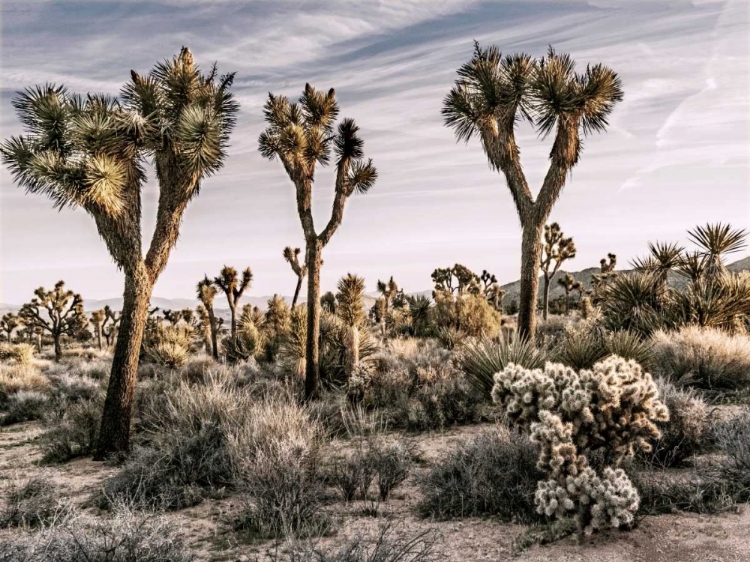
[492,356,668,534]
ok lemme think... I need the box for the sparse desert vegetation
[0,27,749,562]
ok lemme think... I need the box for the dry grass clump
[39,396,103,463]
[0,342,34,365]
[418,427,542,521]
[0,363,48,401]
[0,503,194,562]
[1,390,50,425]
[650,326,750,391]
[0,477,69,529]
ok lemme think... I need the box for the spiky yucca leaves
[407,295,433,337]
[600,272,667,337]
[687,223,747,279]
[214,265,252,337]
[283,247,307,307]
[1,313,22,343]
[541,223,576,320]
[668,272,750,332]
[336,274,367,379]
[259,83,377,399]
[675,251,708,283]
[443,44,622,340]
[196,276,219,360]
[18,281,87,360]
[263,294,291,362]
[376,276,399,337]
[458,335,548,397]
[631,241,683,288]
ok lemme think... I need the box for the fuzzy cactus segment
[492,355,667,535]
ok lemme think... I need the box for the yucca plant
[554,328,608,370]
[336,274,367,379]
[1,48,238,454]
[540,222,576,320]
[668,272,750,332]
[376,276,399,337]
[259,84,377,399]
[18,281,87,360]
[687,223,747,279]
[443,44,622,340]
[283,247,307,307]
[196,276,219,360]
[457,335,547,397]
[407,294,433,337]
[600,271,667,336]
[214,266,252,337]
[675,251,708,283]
[631,241,683,288]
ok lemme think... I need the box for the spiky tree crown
[196,276,217,307]
[687,223,747,278]
[541,222,576,275]
[283,246,306,277]
[18,280,87,336]
[214,265,252,301]
[336,274,366,327]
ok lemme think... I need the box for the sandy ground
[1,421,748,561]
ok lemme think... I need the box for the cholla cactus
[492,356,667,535]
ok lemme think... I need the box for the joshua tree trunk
[542,273,551,321]
[292,276,303,308]
[346,324,360,377]
[228,303,237,338]
[304,242,322,400]
[95,266,153,458]
[518,223,543,340]
[96,330,102,350]
[208,307,219,360]
[565,289,571,315]
[53,332,62,361]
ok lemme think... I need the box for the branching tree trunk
[259,84,378,400]
[214,266,252,337]
[540,223,577,320]
[443,44,622,340]
[197,277,220,360]
[1,48,238,455]
[283,247,307,308]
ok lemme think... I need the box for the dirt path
[1,422,748,561]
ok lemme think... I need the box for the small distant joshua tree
[540,222,576,320]
[376,276,398,336]
[214,265,252,336]
[592,253,618,300]
[196,276,219,360]
[1,312,22,343]
[336,274,367,379]
[91,309,106,350]
[0,47,238,454]
[180,308,195,327]
[19,281,87,360]
[259,83,378,400]
[557,272,581,315]
[283,247,307,307]
[161,309,182,326]
[101,305,120,348]
[444,43,622,339]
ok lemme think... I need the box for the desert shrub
[0,504,193,561]
[535,315,576,346]
[599,271,667,336]
[280,521,441,562]
[409,376,484,431]
[434,326,466,350]
[418,428,542,521]
[492,357,668,535]
[0,342,34,365]
[39,396,103,463]
[641,379,708,468]
[457,336,547,397]
[713,411,750,500]
[143,325,192,367]
[146,341,188,368]
[328,437,413,503]
[554,327,653,371]
[431,290,501,339]
[0,478,68,529]
[0,364,48,402]
[650,326,750,390]
[1,390,49,425]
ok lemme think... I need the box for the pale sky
[1,0,748,304]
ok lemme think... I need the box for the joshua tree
[486,284,506,313]
[321,291,337,314]
[540,223,577,320]
[592,253,618,300]
[161,309,182,326]
[376,276,398,336]
[0,48,238,455]
[180,308,195,327]
[431,264,480,296]
[336,274,367,378]
[1,313,22,343]
[687,223,747,279]
[443,44,622,339]
[196,304,212,354]
[214,266,252,337]
[18,281,87,360]
[101,306,120,348]
[283,247,307,307]
[197,276,219,360]
[259,84,377,400]
[631,241,683,288]
[557,273,580,315]
[91,309,106,350]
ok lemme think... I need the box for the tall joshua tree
[283,247,307,307]
[197,276,219,360]
[259,84,378,400]
[214,265,252,336]
[443,44,622,339]
[0,48,238,454]
[91,309,106,350]
[1,313,22,343]
[376,276,398,336]
[540,222,576,320]
[19,281,87,360]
